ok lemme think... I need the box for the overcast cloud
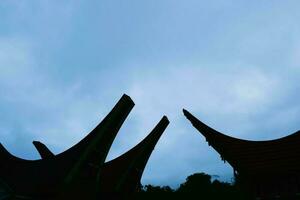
[1,0,300,187]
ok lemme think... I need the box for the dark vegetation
[135,172,250,200]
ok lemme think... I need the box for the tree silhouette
[178,172,211,194]
[135,172,249,200]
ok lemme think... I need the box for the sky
[1,0,300,188]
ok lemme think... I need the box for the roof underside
[183,109,300,175]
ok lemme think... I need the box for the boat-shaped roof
[184,109,300,175]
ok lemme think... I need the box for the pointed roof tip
[100,117,170,193]
[147,116,169,138]
[32,141,41,145]
[183,108,193,117]
[182,109,196,122]
[182,108,189,115]
[33,140,55,159]
[104,116,169,166]
[182,109,216,139]
[121,94,135,105]
[33,141,46,148]
[135,116,169,150]
[162,115,170,124]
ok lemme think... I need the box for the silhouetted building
[0,94,169,199]
[184,109,300,199]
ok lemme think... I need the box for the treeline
[135,172,250,200]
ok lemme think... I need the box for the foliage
[135,172,249,200]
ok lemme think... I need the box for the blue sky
[1,1,300,187]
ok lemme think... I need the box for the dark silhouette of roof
[33,141,55,159]
[33,117,169,195]
[0,94,169,199]
[183,109,300,176]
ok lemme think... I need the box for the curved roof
[0,94,134,198]
[33,141,55,159]
[183,109,300,175]
[99,116,169,194]
[32,116,169,195]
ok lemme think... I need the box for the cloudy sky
[1,0,300,187]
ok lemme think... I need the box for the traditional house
[0,94,169,199]
[184,109,300,199]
